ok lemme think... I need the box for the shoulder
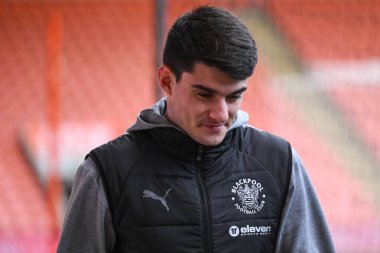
[236,124,291,158]
[88,131,153,163]
[72,158,109,208]
[92,132,142,155]
[85,132,155,212]
[86,131,153,178]
[234,125,293,198]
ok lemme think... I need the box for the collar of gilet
[147,126,236,164]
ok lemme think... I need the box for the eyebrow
[192,84,247,96]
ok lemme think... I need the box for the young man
[57,6,335,253]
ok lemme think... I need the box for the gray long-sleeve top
[57,150,335,253]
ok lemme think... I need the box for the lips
[202,124,226,132]
[203,124,223,127]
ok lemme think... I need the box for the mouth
[201,123,226,132]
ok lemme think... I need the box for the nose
[208,99,229,123]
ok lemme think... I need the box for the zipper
[196,145,213,253]
[196,145,204,162]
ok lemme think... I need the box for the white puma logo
[143,188,172,211]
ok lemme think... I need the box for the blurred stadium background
[0,0,379,252]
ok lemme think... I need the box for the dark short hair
[163,6,258,81]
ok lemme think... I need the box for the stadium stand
[261,0,380,251]
[328,84,380,161]
[266,0,380,61]
[264,0,380,177]
[0,2,155,252]
[0,0,379,252]
[0,1,257,251]
[242,62,380,253]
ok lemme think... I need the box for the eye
[226,94,242,102]
[197,93,212,98]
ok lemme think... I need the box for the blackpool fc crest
[231,178,266,214]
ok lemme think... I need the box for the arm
[56,158,116,253]
[274,149,336,253]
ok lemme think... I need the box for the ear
[158,65,176,96]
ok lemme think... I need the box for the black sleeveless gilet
[88,126,292,253]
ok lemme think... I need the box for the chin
[190,129,227,146]
[199,137,224,147]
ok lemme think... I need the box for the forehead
[179,63,248,91]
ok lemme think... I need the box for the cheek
[228,103,241,118]
[192,103,211,121]
[175,94,196,123]
[187,103,202,123]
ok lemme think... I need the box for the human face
[158,63,248,146]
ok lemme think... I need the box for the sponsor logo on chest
[229,225,272,237]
